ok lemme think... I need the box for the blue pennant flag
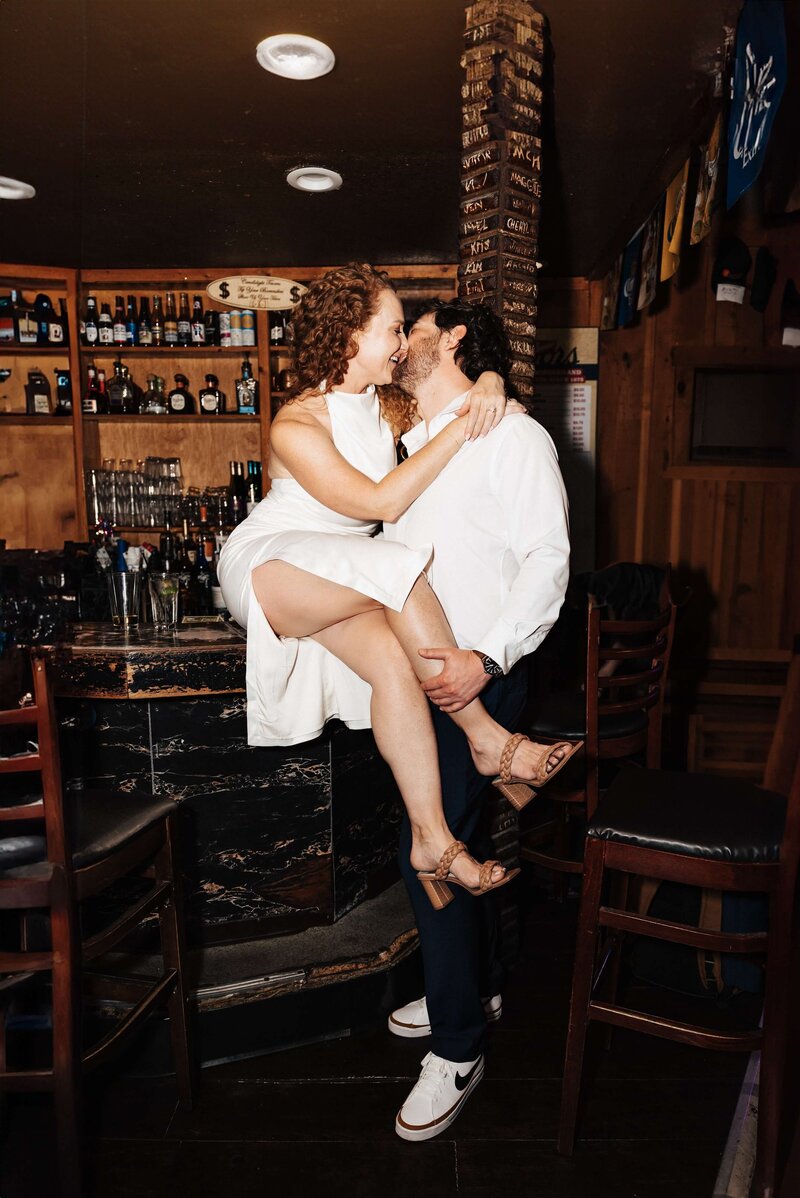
[727,0,787,209]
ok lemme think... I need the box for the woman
[219,265,577,905]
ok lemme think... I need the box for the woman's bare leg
[253,561,504,888]
[384,575,572,781]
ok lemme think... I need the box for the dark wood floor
[1,892,757,1198]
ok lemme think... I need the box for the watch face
[481,653,503,677]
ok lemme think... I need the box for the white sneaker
[396,1051,484,1141]
[388,993,502,1038]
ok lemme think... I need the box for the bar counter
[52,621,404,946]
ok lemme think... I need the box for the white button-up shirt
[382,393,570,673]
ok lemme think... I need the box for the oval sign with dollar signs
[206,275,307,310]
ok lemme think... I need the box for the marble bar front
[52,621,404,946]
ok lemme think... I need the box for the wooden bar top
[53,620,246,700]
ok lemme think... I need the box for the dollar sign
[219,282,230,300]
[289,286,301,303]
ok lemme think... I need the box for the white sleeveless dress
[218,386,431,746]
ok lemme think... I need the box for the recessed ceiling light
[0,175,36,200]
[256,34,335,80]
[287,167,343,193]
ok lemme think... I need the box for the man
[383,299,570,1141]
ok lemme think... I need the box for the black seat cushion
[0,834,47,874]
[70,790,177,869]
[588,767,787,863]
[530,691,648,741]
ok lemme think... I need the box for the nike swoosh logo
[454,1059,482,1092]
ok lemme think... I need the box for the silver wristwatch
[472,650,504,677]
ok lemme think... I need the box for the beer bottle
[151,295,164,346]
[113,295,127,346]
[83,295,99,346]
[98,302,114,345]
[163,292,178,345]
[177,292,191,346]
[191,295,206,344]
[138,296,153,345]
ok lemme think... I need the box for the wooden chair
[515,572,677,880]
[558,638,800,1198]
[0,651,194,1197]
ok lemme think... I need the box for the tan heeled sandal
[492,732,584,810]
[416,840,520,911]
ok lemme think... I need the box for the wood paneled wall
[590,210,800,656]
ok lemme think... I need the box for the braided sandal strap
[478,860,502,891]
[434,840,467,880]
[499,733,528,783]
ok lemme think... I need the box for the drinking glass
[148,572,180,631]
[106,571,141,631]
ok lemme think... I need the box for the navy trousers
[398,662,528,1063]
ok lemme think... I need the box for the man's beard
[392,333,440,393]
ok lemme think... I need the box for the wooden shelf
[79,346,257,356]
[82,413,258,423]
[0,345,71,356]
[0,414,73,426]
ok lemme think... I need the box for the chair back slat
[763,638,800,796]
[0,706,40,727]
[0,654,71,868]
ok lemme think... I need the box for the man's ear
[444,323,467,353]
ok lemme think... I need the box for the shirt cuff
[475,626,521,675]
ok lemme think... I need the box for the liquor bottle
[125,295,138,346]
[112,295,127,346]
[53,368,73,416]
[246,459,263,512]
[98,302,114,345]
[190,295,206,345]
[24,369,52,415]
[58,299,70,347]
[160,511,178,571]
[163,292,178,345]
[228,461,247,525]
[14,292,39,345]
[0,291,17,343]
[235,353,259,415]
[34,293,64,345]
[83,295,99,346]
[180,516,198,571]
[269,310,287,346]
[96,367,110,414]
[198,372,223,414]
[140,373,167,415]
[151,295,164,346]
[82,365,99,414]
[177,292,191,346]
[167,372,195,414]
[138,296,153,345]
[107,360,136,413]
[203,308,219,346]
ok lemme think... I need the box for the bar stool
[0,651,195,1197]
[558,639,800,1198]
[508,571,676,882]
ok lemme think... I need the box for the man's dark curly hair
[413,298,515,391]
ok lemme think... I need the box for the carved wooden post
[459,0,544,402]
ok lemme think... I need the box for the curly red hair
[285,263,417,438]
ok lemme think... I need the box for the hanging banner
[206,275,307,310]
[691,113,722,244]
[637,204,662,310]
[600,253,622,331]
[660,161,689,281]
[618,224,644,327]
[727,0,787,209]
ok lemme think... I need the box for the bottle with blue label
[235,353,259,415]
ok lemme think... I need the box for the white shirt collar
[401,390,471,455]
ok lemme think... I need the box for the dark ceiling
[0,0,738,277]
